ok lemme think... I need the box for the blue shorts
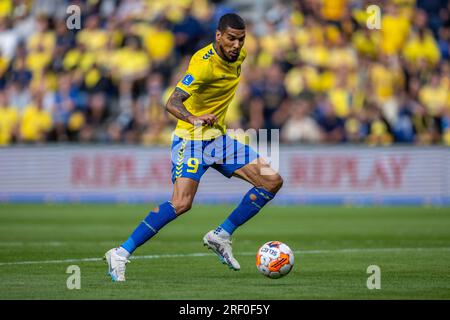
[171,134,259,183]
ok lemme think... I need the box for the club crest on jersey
[181,74,194,86]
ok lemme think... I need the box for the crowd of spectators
[0,0,449,146]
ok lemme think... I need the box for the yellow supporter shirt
[144,27,175,61]
[380,14,410,55]
[27,32,56,53]
[317,70,335,92]
[76,29,108,52]
[392,0,416,19]
[352,8,370,27]
[0,0,12,18]
[26,50,52,75]
[112,48,150,78]
[0,55,8,76]
[298,65,321,92]
[329,88,350,118]
[403,31,441,66]
[242,31,257,57]
[284,67,304,97]
[321,0,347,21]
[20,105,52,142]
[175,43,246,140]
[0,106,18,145]
[299,44,329,68]
[292,27,309,47]
[225,89,243,126]
[447,91,450,111]
[328,47,357,70]
[191,0,211,21]
[370,63,403,101]
[367,120,393,145]
[260,32,279,56]
[419,85,449,116]
[351,30,379,58]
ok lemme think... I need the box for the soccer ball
[256,241,294,279]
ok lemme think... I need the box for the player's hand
[187,114,218,126]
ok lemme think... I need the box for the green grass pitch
[0,204,449,299]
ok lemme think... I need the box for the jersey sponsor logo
[202,48,214,60]
[181,74,194,86]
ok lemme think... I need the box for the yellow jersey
[175,43,246,140]
[0,106,18,145]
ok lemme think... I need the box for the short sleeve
[176,55,208,96]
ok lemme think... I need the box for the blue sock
[217,187,275,235]
[120,201,177,255]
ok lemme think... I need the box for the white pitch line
[0,241,65,247]
[0,247,449,267]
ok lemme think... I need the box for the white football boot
[203,230,240,271]
[104,248,130,282]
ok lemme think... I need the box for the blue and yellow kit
[171,43,258,183]
[175,42,246,140]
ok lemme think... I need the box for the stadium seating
[0,0,449,146]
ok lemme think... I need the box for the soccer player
[105,13,283,281]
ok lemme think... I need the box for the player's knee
[272,174,284,193]
[172,199,192,215]
[263,173,283,194]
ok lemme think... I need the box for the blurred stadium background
[0,0,450,301]
[0,0,449,205]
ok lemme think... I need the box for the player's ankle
[214,226,231,239]
[116,246,131,259]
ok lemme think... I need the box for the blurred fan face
[216,27,245,62]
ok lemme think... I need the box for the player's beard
[219,43,239,62]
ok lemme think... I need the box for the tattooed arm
[166,88,217,126]
[165,88,193,122]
